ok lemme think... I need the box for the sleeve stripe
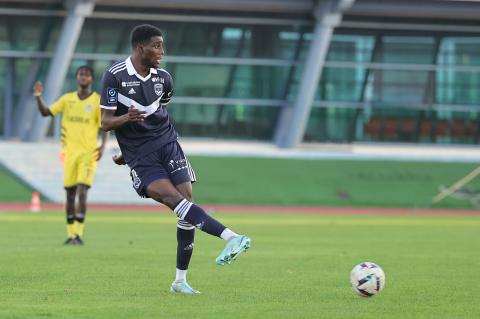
[100,105,117,110]
[112,66,127,75]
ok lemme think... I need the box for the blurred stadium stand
[1,0,480,203]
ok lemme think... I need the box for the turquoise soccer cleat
[216,235,251,266]
[170,280,200,294]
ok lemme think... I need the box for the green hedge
[0,165,35,202]
[189,156,480,209]
[1,156,479,208]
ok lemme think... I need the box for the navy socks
[174,199,226,237]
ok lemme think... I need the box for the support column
[26,0,95,141]
[4,59,15,138]
[275,0,355,148]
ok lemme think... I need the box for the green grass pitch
[0,211,479,319]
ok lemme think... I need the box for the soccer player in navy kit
[100,24,251,294]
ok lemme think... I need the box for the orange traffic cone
[30,192,41,212]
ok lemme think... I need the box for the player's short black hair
[76,65,94,78]
[130,24,163,48]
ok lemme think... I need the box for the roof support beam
[275,0,355,148]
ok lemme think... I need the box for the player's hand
[112,153,126,165]
[96,146,105,161]
[127,106,146,122]
[33,81,43,97]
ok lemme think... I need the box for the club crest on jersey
[154,83,163,96]
[85,104,92,112]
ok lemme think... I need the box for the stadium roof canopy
[3,0,480,35]
[4,0,480,26]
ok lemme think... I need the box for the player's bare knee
[176,182,193,202]
[182,191,192,202]
[160,193,185,210]
[78,188,88,201]
[65,187,76,202]
[66,193,76,202]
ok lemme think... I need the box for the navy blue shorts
[129,140,196,198]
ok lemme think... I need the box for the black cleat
[64,237,76,245]
[73,235,84,245]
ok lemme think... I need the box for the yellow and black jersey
[49,91,101,154]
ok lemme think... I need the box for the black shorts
[129,140,196,198]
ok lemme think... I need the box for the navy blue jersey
[100,57,177,166]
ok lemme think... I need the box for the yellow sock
[74,221,85,238]
[66,224,75,239]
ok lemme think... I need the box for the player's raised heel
[216,235,251,266]
[170,280,200,294]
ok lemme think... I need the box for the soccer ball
[350,262,385,297]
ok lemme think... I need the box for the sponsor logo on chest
[151,77,164,83]
[121,81,141,87]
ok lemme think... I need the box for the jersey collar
[125,56,158,82]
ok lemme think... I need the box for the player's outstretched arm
[101,106,146,131]
[33,81,53,117]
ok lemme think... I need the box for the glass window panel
[286,63,304,100]
[77,19,309,59]
[304,107,358,142]
[297,32,313,61]
[169,104,279,140]
[44,26,61,52]
[327,35,375,62]
[168,63,229,96]
[219,27,246,57]
[372,70,429,104]
[439,38,480,67]
[76,23,95,53]
[302,107,480,145]
[6,16,61,51]
[14,59,36,93]
[174,24,218,56]
[166,63,289,99]
[437,71,480,105]
[276,29,303,60]
[318,67,366,101]
[77,20,132,54]
[437,38,480,105]
[380,36,435,64]
[0,18,9,50]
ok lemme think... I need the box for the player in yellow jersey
[33,65,108,245]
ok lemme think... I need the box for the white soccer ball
[350,262,385,297]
